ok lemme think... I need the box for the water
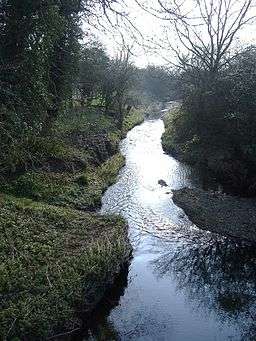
[81,119,256,340]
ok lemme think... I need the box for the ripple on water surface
[80,119,256,341]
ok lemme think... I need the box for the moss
[0,195,130,340]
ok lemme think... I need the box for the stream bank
[162,106,256,197]
[173,187,256,243]
[0,107,143,340]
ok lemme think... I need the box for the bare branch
[156,0,255,74]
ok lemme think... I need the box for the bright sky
[86,0,256,68]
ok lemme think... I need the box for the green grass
[0,106,142,339]
[0,195,130,340]
[1,153,124,211]
[122,108,144,135]
[54,108,117,136]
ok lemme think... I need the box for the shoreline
[173,187,256,243]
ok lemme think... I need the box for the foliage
[0,0,82,126]
[163,46,256,195]
[0,95,132,340]
[0,0,83,174]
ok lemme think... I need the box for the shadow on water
[69,265,129,341]
[151,236,256,340]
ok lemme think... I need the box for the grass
[54,108,117,136]
[122,108,144,135]
[0,195,130,340]
[0,106,144,339]
[1,153,125,211]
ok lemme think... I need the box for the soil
[173,187,256,243]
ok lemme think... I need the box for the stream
[82,119,256,340]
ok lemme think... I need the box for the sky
[86,0,256,68]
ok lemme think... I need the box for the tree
[157,1,256,195]
[78,42,109,106]
[0,0,82,130]
[157,0,255,76]
[102,48,136,127]
[141,65,177,101]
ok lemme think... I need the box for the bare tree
[102,46,136,127]
[157,0,255,75]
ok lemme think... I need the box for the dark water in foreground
[80,119,256,340]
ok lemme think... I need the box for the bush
[163,47,256,196]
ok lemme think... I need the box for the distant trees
[77,46,179,127]
[141,66,178,101]
[78,44,143,127]
[102,50,137,126]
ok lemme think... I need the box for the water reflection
[152,236,256,340]
[72,265,129,341]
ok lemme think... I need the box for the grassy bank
[0,107,144,340]
[0,195,130,340]
[122,107,145,135]
[162,108,196,163]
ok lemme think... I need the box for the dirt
[172,187,256,243]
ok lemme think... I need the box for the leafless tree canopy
[157,0,255,73]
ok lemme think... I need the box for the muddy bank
[173,187,256,243]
